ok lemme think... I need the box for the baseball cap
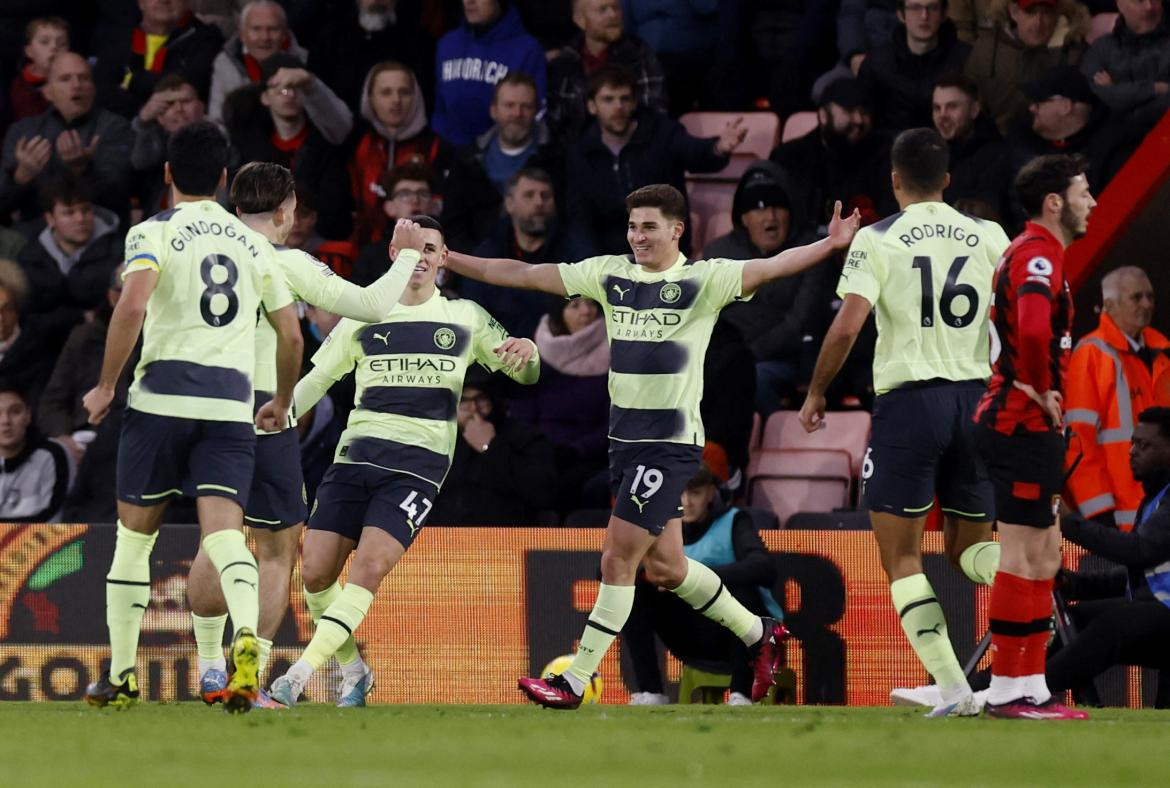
[1022,65,1096,104]
[735,169,790,215]
[819,77,871,110]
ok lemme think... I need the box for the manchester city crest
[434,327,457,349]
[660,282,681,304]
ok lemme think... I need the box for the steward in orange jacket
[1066,268,1170,530]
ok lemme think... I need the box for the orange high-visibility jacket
[1065,313,1170,530]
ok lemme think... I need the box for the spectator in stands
[701,319,757,493]
[428,371,559,526]
[285,179,325,257]
[770,77,897,231]
[743,0,838,119]
[707,162,831,418]
[0,380,72,523]
[93,0,223,119]
[0,53,134,223]
[566,66,744,255]
[350,61,455,247]
[209,0,352,144]
[1008,65,1141,194]
[620,0,720,115]
[1051,406,1170,698]
[36,265,130,465]
[836,0,902,77]
[547,0,667,144]
[515,0,579,51]
[1081,0,1170,124]
[621,465,782,705]
[351,163,440,286]
[9,16,69,122]
[309,0,435,113]
[964,0,1088,134]
[455,71,556,196]
[129,73,206,214]
[17,177,123,354]
[932,71,1011,221]
[857,0,972,131]
[461,168,592,338]
[510,296,609,511]
[433,0,547,147]
[225,53,354,239]
[0,261,53,401]
[1066,267,1170,531]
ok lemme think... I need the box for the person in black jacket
[92,0,223,118]
[1051,406,1170,698]
[566,65,744,255]
[0,261,53,405]
[621,465,782,704]
[17,177,123,354]
[428,371,559,526]
[858,1,971,131]
[932,71,1011,222]
[0,380,72,522]
[224,53,354,240]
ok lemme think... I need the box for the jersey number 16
[911,255,979,329]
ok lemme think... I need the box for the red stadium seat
[679,112,780,180]
[746,449,852,526]
[1087,13,1118,44]
[781,112,819,143]
[749,411,762,451]
[759,410,871,476]
[686,179,736,253]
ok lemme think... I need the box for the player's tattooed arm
[445,251,568,296]
[83,267,158,425]
[740,200,861,295]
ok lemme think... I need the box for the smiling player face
[405,227,447,290]
[627,207,682,268]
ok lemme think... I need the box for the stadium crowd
[0,0,1165,530]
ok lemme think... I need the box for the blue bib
[683,508,784,620]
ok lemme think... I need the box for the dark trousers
[1046,597,1170,693]
[621,579,762,696]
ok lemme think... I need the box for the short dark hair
[934,71,979,102]
[505,167,553,196]
[494,70,537,102]
[39,175,91,212]
[166,121,229,196]
[231,161,296,214]
[1014,153,1088,219]
[897,0,947,9]
[378,162,437,199]
[625,184,686,223]
[0,376,27,404]
[1139,407,1170,442]
[25,16,69,44]
[588,65,637,100]
[891,128,949,195]
[410,214,445,241]
[153,72,194,95]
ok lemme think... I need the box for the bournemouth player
[184,162,417,707]
[81,123,303,713]
[974,154,1094,720]
[267,216,540,706]
[445,184,860,708]
[799,128,1009,717]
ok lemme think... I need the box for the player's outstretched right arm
[446,250,568,296]
[83,267,158,425]
[312,220,423,321]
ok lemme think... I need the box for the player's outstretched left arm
[83,268,158,425]
[320,220,422,321]
[256,304,304,432]
[740,200,860,296]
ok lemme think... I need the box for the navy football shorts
[609,440,702,535]
[307,462,438,549]
[245,426,308,530]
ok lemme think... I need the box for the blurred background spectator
[9,16,70,123]
[932,71,1012,221]
[0,379,72,523]
[620,0,720,117]
[1080,0,1170,126]
[130,73,206,214]
[0,260,52,401]
[351,162,440,286]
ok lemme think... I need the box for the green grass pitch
[3,703,1168,787]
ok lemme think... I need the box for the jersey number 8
[200,254,240,327]
[911,255,979,329]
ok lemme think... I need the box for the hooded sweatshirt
[350,64,450,244]
[433,4,547,146]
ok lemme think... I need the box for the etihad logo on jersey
[609,309,681,326]
[898,224,980,249]
[369,358,457,373]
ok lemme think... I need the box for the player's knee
[642,556,685,589]
[301,559,335,593]
[600,550,638,585]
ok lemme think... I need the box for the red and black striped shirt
[975,222,1074,434]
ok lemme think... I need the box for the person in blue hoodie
[620,465,784,705]
[433,0,547,147]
